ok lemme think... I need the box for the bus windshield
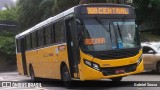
[81,18,138,51]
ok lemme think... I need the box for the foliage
[17,0,160,29]
[17,0,111,29]
[53,0,79,14]
[150,0,160,7]
[0,5,18,21]
[0,5,17,56]
[132,0,160,25]
[39,0,54,20]
[0,34,15,55]
[132,0,151,25]
[18,0,43,29]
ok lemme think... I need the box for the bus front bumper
[80,60,144,80]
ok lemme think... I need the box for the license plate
[115,69,125,74]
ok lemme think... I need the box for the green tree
[0,5,18,21]
[18,0,43,29]
[0,5,18,65]
[53,0,79,14]
[18,0,160,29]
[150,0,160,7]
[39,0,54,20]
[133,0,152,25]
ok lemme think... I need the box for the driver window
[142,46,154,54]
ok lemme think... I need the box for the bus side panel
[24,43,69,79]
[16,53,24,75]
[54,44,69,79]
[37,46,55,78]
[25,50,39,77]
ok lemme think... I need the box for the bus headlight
[85,60,92,67]
[92,63,100,70]
[137,55,142,65]
[84,59,100,71]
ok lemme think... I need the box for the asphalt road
[0,71,160,90]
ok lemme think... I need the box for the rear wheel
[156,62,160,73]
[29,66,37,81]
[111,77,123,81]
[61,65,71,87]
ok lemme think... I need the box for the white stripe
[0,24,16,27]
[0,77,3,80]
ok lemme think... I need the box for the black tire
[61,65,71,87]
[111,77,123,81]
[156,62,160,73]
[29,66,37,81]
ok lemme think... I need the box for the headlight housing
[84,59,100,71]
[137,55,142,65]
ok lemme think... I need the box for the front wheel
[111,77,123,81]
[61,65,71,87]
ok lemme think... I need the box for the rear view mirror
[76,19,81,25]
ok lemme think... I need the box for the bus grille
[91,48,140,60]
[100,64,137,76]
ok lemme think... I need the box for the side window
[45,25,52,45]
[143,46,154,54]
[38,29,45,47]
[32,31,38,49]
[16,39,21,53]
[55,21,65,43]
[51,24,55,43]
[26,34,31,50]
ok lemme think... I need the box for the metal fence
[0,20,17,32]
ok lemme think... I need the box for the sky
[0,0,16,10]
[12,0,17,2]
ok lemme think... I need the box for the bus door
[20,38,28,75]
[65,18,80,78]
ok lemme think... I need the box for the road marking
[0,77,3,80]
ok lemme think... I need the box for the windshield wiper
[95,17,110,32]
[95,17,112,40]
[116,23,123,42]
[95,17,113,48]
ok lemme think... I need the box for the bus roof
[15,3,132,39]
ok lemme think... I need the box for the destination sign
[86,7,129,15]
[84,38,106,45]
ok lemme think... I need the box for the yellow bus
[15,3,144,83]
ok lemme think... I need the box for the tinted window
[45,26,52,45]
[55,21,65,43]
[51,24,55,43]
[143,46,154,54]
[38,29,45,47]
[16,39,21,53]
[32,31,38,48]
[26,34,31,50]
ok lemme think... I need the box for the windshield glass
[81,18,138,51]
[113,20,137,48]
